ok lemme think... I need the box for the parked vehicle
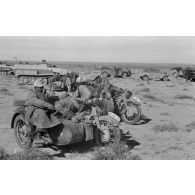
[140,72,169,81]
[116,94,142,125]
[11,99,121,149]
[0,62,14,75]
[183,66,195,81]
[112,67,132,78]
[101,66,132,78]
[12,63,68,85]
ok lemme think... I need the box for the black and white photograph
[1,1,195,195]
[0,36,195,160]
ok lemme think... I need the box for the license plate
[132,96,141,103]
[108,112,120,122]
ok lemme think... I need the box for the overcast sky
[0,36,195,64]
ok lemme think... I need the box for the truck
[101,66,132,78]
[183,66,195,81]
[12,63,68,85]
[0,61,14,75]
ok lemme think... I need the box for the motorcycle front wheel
[14,115,33,149]
[121,102,141,125]
[94,120,121,148]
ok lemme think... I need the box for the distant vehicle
[0,61,14,75]
[140,71,169,81]
[183,66,195,81]
[101,67,132,78]
[169,67,185,78]
[12,62,68,85]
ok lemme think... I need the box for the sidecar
[11,100,94,149]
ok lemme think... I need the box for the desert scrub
[93,143,141,160]
[0,88,9,92]
[139,87,150,92]
[143,94,164,103]
[160,112,170,116]
[153,123,179,132]
[0,148,53,160]
[0,147,9,160]
[185,121,195,132]
[166,84,176,87]
[174,94,194,100]
[136,83,145,86]
[0,87,13,96]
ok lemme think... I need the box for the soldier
[25,79,61,145]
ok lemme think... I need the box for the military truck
[13,63,68,85]
[101,66,132,78]
[0,61,14,75]
[183,66,195,81]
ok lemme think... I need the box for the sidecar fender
[99,115,119,127]
[11,109,25,129]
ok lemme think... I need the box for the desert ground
[0,68,195,160]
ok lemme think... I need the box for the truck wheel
[95,120,121,148]
[14,115,33,149]
[162,76,168,81]
[172,72,178,78]
[122,72,128,78]
[18,76,24,84]
[141,75,149,81]
[102,71,108,77]
[23,77,28,84]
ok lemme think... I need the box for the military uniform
[25,89,61,129]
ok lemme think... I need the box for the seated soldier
[25,79,61,145]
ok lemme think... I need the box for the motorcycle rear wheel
[94,120,121,148]
[14,115,33,149]
[121,103,141,125]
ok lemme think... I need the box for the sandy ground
[0,70,195,160]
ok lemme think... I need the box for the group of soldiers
[24,72,132,145]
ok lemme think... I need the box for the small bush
[0,147,9,160]
[139,87,150,92]
[9,149,53,160]
[186,121,195,131]
[143,94,164,103]
[136,83,145,86]
[160,112,170,116]
[0,148,53,160]
[153,123,179,132]
[0,87,13,96]
[174,94,194,100]
[93,144,141,160]
[0,88,9,92]
[166,84,175,87]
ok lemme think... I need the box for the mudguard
[11,108,25,129]
[99,115,119,127]
[120,99,141,115]
[128,98,141,106]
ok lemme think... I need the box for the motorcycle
[11,99,121,149]
[117,93,142,125]
[101,91,142,125]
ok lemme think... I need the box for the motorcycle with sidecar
[11,99,121,149]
